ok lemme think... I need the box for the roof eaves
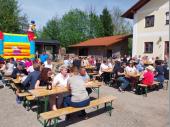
[121,0,150,19]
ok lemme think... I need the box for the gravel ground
[0,84,169,127]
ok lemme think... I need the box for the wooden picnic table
[29,81,102,113]
[125,73,141,78]
[29,81,102,98]
[103,69,113,73]
[85,66,96,70]
[12,78,21,84]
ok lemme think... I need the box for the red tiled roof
[70,34,132,47]
[122,0,150,19]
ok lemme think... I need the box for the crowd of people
[0,52,93,119]
[0,52,169,120]
[63,54,169,93]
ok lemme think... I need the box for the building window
[165,41,169,56]
[145,15,154,27]
[166,12,169,25]
[144,42,153,53]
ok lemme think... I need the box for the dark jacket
[22,70,40,90]
[11,68,22,79]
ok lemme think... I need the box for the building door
[165,41,169,58]
[79,48,88,56]
[107,50,112,58]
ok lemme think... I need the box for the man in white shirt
[99,60,109,75]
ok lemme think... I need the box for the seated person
[22,63,40,90]
[125,61,138,91]
[99,60,110,75]
[141,65,154,86]
[44,58,53,70]
[11,63,24,79]
[154,60,165,88]
[79,67,90,82]
[163,62,169,80]
[4,59,14,76]
[136,61,144,72]
[53,65,69,87]
[0,61,6,74]
[64,66,90,120]
[35,68,52,88]
[50,65,69,110]
[27,61,36,73]
[95,59,101,72]
[112,60,121,78]
[99,60,110,84]
[79,67,92,95]
[117,63,130,92]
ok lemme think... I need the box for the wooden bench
[17,92,35,110]
[3,77,12,86]
[17,92,32,97]
[26,95,35,100]
[138,81,160,96]
[39,95,116,127]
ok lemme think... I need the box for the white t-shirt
[53,73,69,87]
[44,61,53,69]
[99,63,109,75]
[108,63,113,68]
[84,59,89,66]
[125,66,137,74]
[6,63,14,73]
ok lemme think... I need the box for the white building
[122,0,169,60]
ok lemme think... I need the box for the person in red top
[142,65,155,86]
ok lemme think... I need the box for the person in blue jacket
[40,50,48,64]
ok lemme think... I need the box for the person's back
[136,63,144,72]
[23,70,40,90]
[40,53,48,63]
[68,75,89,102]
[155,65,164,76]
[73,59,81,69]
[11,68,22,79]
[22,63,40,90]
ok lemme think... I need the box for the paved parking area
[0,85,169,127]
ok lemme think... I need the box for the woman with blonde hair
[49,65,69,110]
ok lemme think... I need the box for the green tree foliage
[59,9,89,47]
[0,0,28,33]
[88,11,104,38]
[39,7,132,48]
[100,8,114,36]
[40,17,60,40]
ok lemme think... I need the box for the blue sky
[17,0,138,29]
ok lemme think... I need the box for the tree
[0,0,27,33]
[40,17,60,40]
[59,9,89,47]
[87,9,104,38]
[111,7,132,35]
[100,8,114,36]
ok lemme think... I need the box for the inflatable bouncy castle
[0,20,36,60]
[0,31,35,60]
